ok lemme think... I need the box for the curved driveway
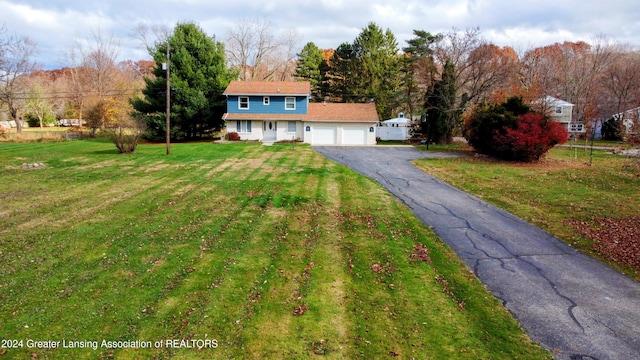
[314,146,640,360]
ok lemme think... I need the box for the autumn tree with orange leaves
[599,47,640,137]
[519,40,617,135]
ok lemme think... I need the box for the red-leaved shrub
[465,97,569,162]
[227,131,241,141]
[492,113,568,161]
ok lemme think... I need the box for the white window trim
[239,96,249,110]
[569,123,585,133]
[285,97,296,111]
[263,96,270,105]
[237,120,252,133]
[287,121,296,132]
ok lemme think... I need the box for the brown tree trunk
[12,110,22,133]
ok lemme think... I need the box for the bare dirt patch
[76,159,119,170]
[566,217,640,270]
[519,157,587,170]
[144,161,172,172]
[463,154,588,172]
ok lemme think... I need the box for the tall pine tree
[353,22,401,120]
[423,60,467,144]
[324,22,400,119]
[294,42,324,101]
[131,22,237,141]
[401,30,442,119]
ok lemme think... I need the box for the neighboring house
[612,107,640,140]
[377,112,411,141]
[535,96,583,135]
[222,81,379,145]
[587,107,640,140]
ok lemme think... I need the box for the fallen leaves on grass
[371,263,385,273]
[371,263,395,274]
[410,244,432,263]
[566,217,640,269]
[293,303,308,316]
[310,339,329,355]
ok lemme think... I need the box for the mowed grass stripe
[132,146,320,358]
[292,176,352,358]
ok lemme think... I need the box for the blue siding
[227,95,308,115]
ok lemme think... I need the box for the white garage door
[342,126,367,145]
[312,125,337,145]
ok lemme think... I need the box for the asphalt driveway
[314,146,640,360]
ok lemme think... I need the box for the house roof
[223,102,379,123]
[539,96,574,107]
[307,103,379,122]
[223,81,311,96]
[382,117,410,124]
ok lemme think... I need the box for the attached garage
[312,125,337,145]
[342,126,368,145]
[303,103,379,145]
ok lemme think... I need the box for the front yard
[0,140,549,359]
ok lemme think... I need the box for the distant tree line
[2,19,640,149]
[295,27,640,144]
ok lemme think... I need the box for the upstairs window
[263,96,270,105]
[285,97,296,110]
[239,97,249,110]
[555,106,562,114]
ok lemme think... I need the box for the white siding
[303,122,377,145]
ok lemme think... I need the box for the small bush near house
[107,127,142,154]
[465,96,568,162]
[227,131,241,141]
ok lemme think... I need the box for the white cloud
[1,0,639,69]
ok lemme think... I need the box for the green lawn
[414,146,640,280]
[0,140,549,359]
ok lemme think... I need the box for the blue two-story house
[222,81,379,145]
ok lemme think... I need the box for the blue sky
[2,0,639,69]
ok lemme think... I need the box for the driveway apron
[313,146,640,360]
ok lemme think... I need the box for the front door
[264,121,277,141]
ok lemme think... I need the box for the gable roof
[223,102,379,123]
[307,103,379,122]
[223,81,310,96]
[539,96,574,107]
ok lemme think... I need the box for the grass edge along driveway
[414,146,640,281]
[0,140,549,359]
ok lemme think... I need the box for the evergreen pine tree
[131,22,237,141]
[294,42,324,101]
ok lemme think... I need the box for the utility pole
[165,43,171,156]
